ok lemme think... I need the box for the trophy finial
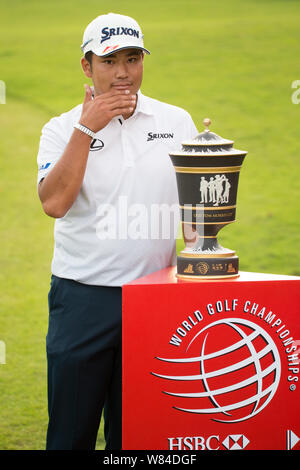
[203,118,211,132]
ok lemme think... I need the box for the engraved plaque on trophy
[169,118,247,280]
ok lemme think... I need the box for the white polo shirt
[37,91,198,286]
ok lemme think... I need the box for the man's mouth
[112,82,133,89]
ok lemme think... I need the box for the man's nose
[115,62,128,78]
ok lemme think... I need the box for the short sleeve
[37,117,68,184]
[184,112,199,140]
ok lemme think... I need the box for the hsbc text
[168,434,250,450]
[168,435,220,450]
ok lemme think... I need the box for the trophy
[169,118,247,280]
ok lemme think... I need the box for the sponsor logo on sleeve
[38,162,51,171]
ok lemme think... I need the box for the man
[37,12,198,450]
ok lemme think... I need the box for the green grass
[0,0,300,450]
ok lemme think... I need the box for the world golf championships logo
[152,318,281,423]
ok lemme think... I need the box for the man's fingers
[93,89,133,101]
[93,90,137,110]
[95,90,136,108]
[80,88,136,131]
[105,95,136,109]
[110,100,135,112]
[83,84,93,103]
[110,106,135,117]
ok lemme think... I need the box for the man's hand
[38,85,137,218]
[79,85,136,132]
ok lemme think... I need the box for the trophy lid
[170,118,247,157]
[185,118,234,147]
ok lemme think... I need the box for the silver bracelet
[74,123,95,139]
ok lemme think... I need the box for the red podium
[122,267,300,451]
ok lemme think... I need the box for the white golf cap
[81,13,151,57]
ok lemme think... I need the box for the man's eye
[103,60,113,65]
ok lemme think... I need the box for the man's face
[81,48,144,96]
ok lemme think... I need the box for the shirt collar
[112,90,154,124]
[135,90,154,116]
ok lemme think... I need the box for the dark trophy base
[177,253,239,280]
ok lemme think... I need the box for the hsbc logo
[153,317,281,423]
[222,434,250,450]
[152,297,299,427]
[168,434,250,450]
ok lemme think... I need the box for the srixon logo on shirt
[147,132,174,142]
[100,26,140,43]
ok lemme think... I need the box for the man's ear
[81,56,92,78]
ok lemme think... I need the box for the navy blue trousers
[46,275,122,450]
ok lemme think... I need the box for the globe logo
[152,318,281,423]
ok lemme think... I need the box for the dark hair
[85,51,94,70]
